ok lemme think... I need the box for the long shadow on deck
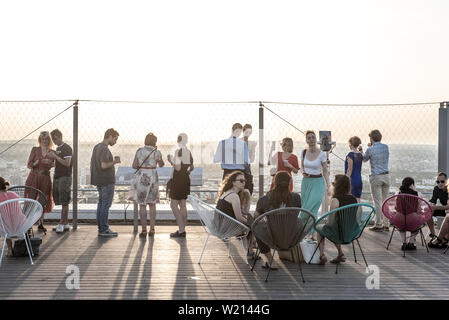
[171,237,198,299]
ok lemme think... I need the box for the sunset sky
[0,0,447,146]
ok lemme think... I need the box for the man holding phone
[90,128,120,237]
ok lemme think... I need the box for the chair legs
[386,227,396,250]
[250,248,260,271]
[265,250,276,283]
[239,238,249,265]
[23,233,34,265]
[0,236,7,268]
[308,238,323,264]
[25,232,34,256]
[352,242,357,263]
[356,239,368,267]
[198,234,210,264]
[419,229,429,253]
[293,247,305,283]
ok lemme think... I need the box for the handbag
[299,238,321,264]
[127,147,158,202]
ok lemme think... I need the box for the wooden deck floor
[1,225,448,300]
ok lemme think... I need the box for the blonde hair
[38,131,53,148]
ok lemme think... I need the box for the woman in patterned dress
[25,131,55,232]
[132,133,164,237]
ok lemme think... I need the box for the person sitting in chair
[395,177,424,251]
[253,171,302,270]
[317,174,357,265]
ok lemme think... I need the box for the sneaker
[401,243,408,251]
[55,224,64,233]
[98,229,118,237]
[63,224,70,231]
[170,230,186,238]
[382,226,390,231]
[369,226,384,232]
[406,243,417,250]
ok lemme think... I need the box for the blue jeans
[96,184,115,233]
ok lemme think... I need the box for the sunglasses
[235,179,246,183]
[436,180,446,184]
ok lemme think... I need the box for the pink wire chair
[382,194,433,256]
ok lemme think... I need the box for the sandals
[148,229,155,237]
[261,262,278,270]
[429,237,449,249]
[330,254,346,264]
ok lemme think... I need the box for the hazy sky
[0,0,448,103]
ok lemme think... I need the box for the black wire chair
[250,207,316,283]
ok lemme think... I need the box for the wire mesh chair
[187,195,250,265]
[310,203,375,274]
[7,186,47,236]
[0,198,43,267]
[382,194,433,257]
[250,207,315,282]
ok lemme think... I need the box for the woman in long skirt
[300,130,330,237]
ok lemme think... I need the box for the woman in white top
[300,131,330,221]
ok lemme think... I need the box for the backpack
[12,238,43,257]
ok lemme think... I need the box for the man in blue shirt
[360,129,390,231]
[214,123,251,192]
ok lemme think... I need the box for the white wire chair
[187,195,250,265]
[0,198,43,267]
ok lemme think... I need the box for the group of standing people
[90,129,194,238]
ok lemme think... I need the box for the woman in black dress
[168,133,194,237]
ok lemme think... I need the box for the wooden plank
[0,225,448,300]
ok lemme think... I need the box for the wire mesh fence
[263,102,439,200]
[0,100,441,212]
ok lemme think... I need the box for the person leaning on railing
[317,174,358,265]
[253,171,302,270]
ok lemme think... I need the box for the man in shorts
[49,129,73,233]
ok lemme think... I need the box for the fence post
[259,102,264,198]
[439,102,449,174]
[72,100,79,230]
